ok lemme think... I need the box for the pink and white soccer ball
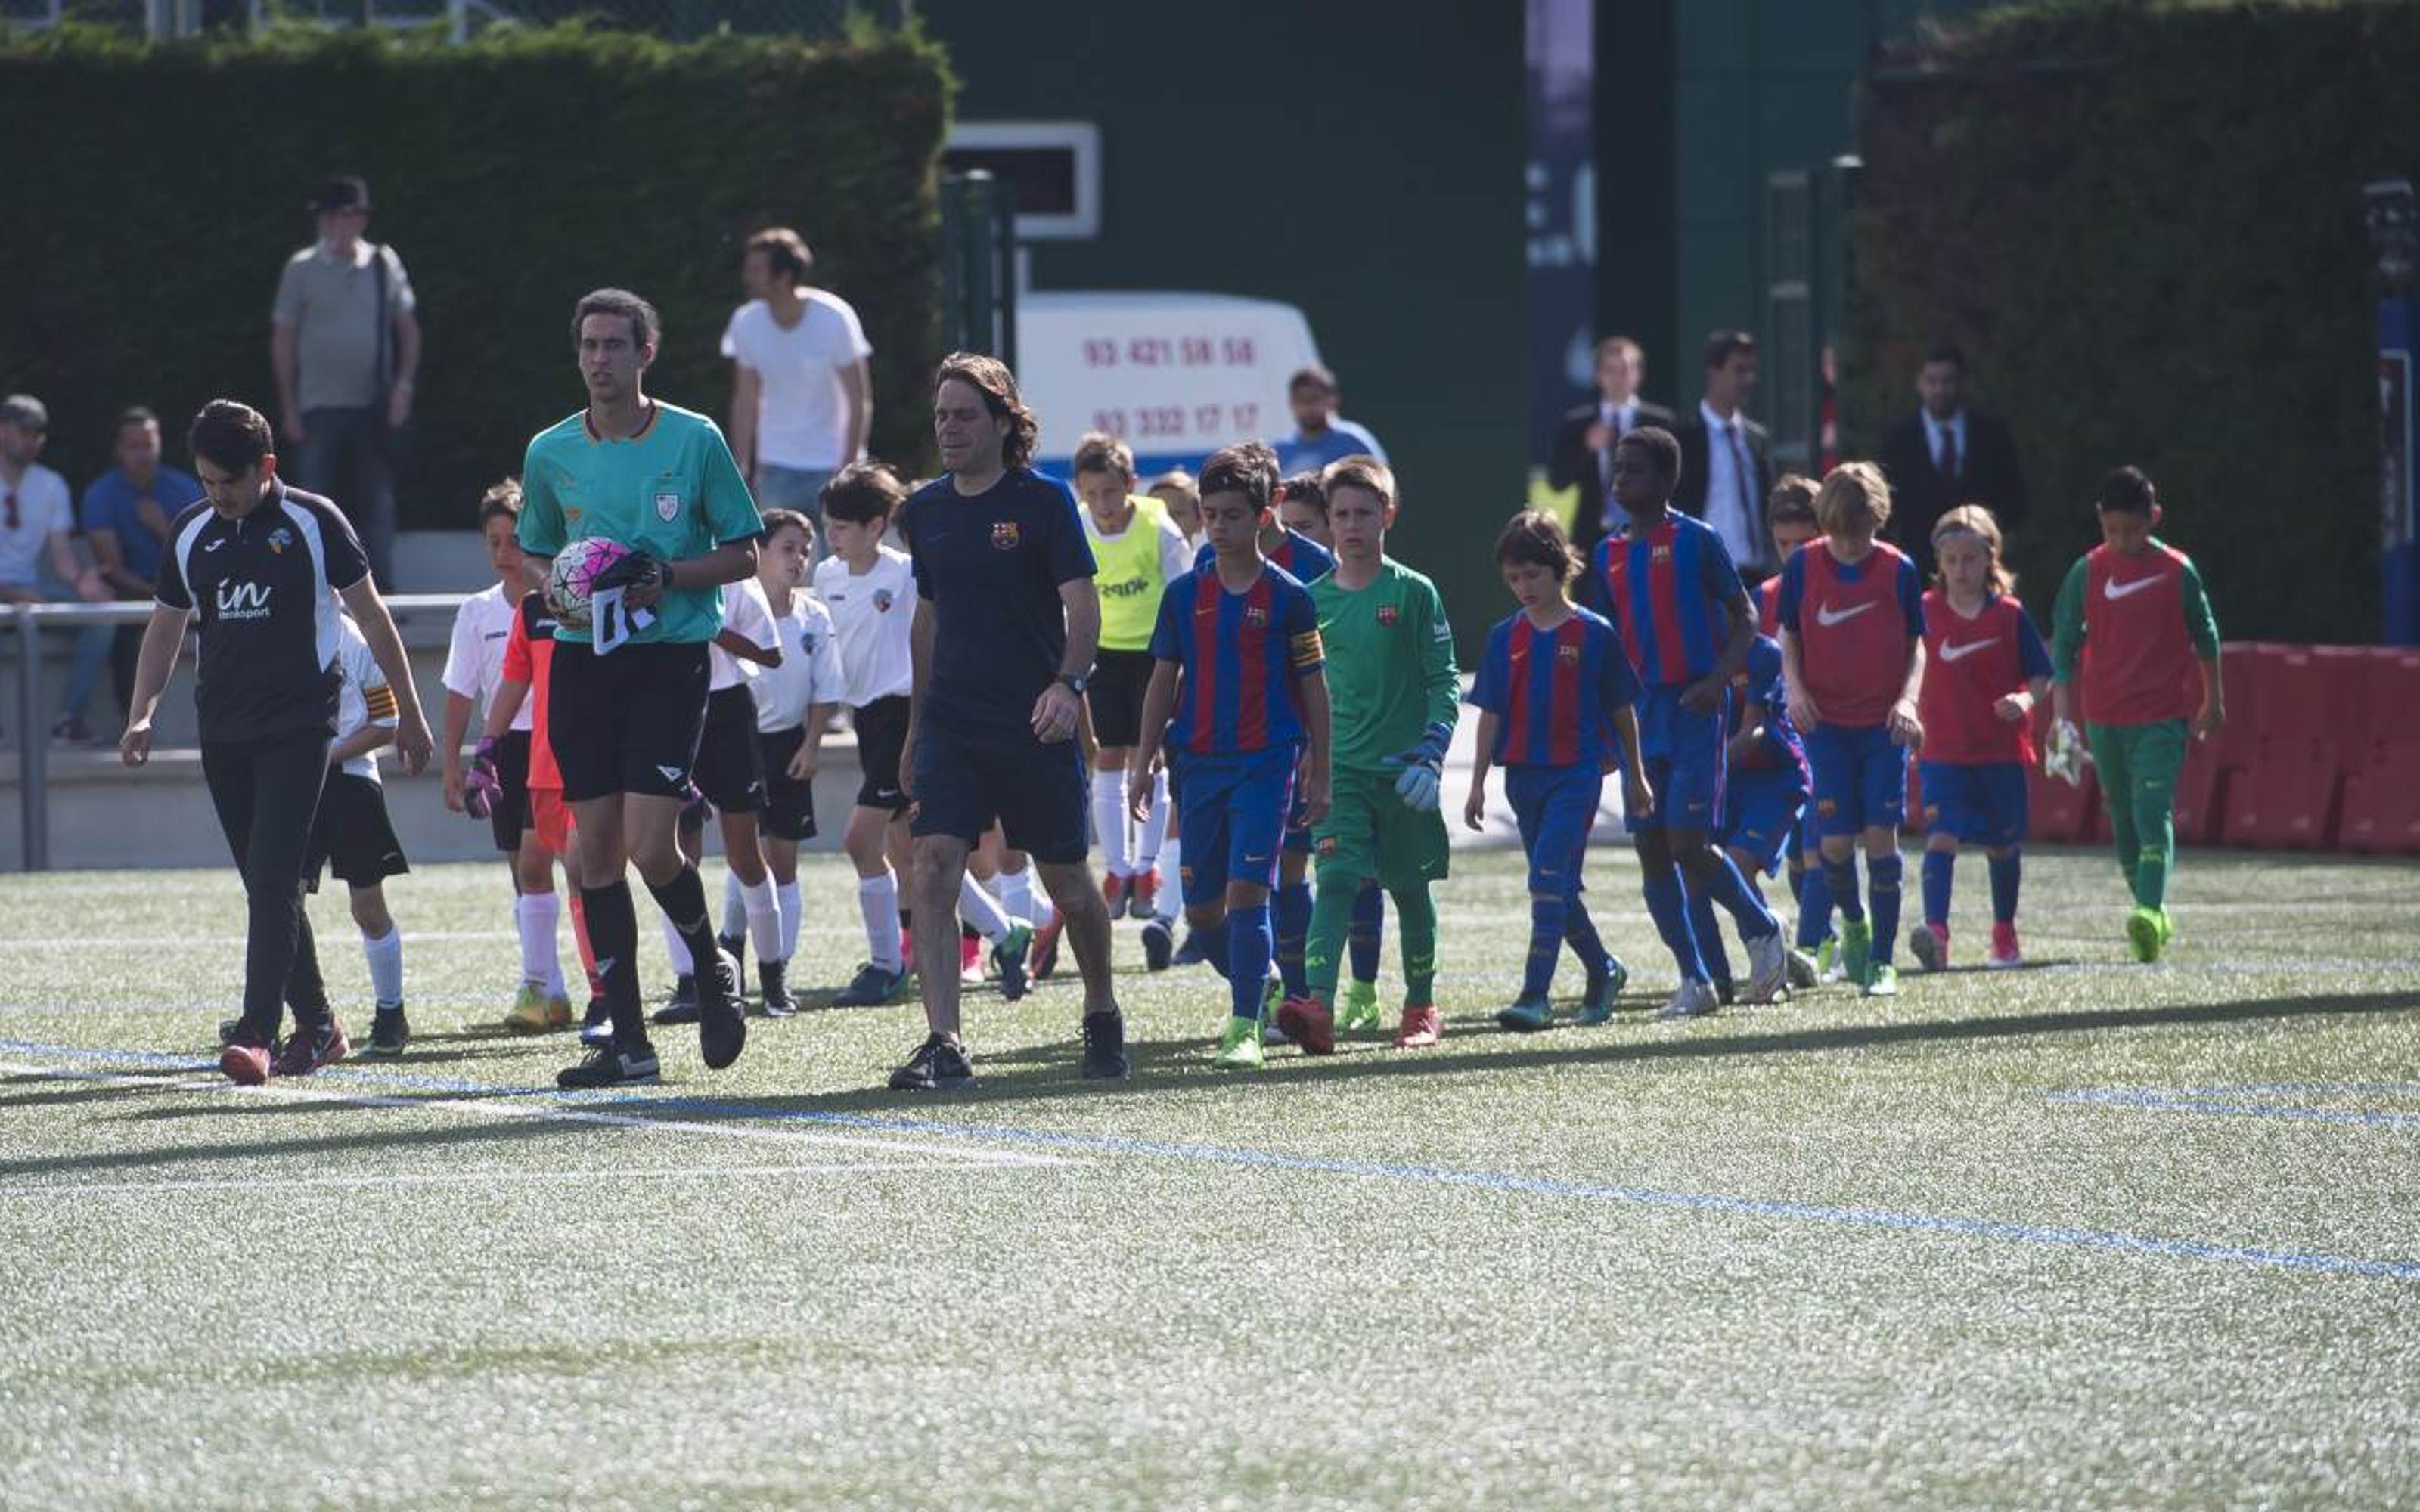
[546,537,633,630]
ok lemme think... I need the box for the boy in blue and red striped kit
[1133,442,1331,1070]
[1779,462,1927,997]
[1763,477,1832,983]
[1586,428,1789,1018]
[1688,626,1810,1001]
[1913,505,2052,971]
[1465,511,1649,1030]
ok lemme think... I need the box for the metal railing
[8,592,473,871]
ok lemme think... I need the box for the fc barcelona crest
[1376,604,1400,627]
[1651,544,1673,563]
[991,522,1021,551]
[1557,641,1581,665]
[1244,605,1268,628]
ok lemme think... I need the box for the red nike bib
[1920,590,2037,764]
[2080,543,2195,725]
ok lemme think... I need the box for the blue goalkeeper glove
[1383,720,1454,813]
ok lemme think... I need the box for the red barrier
[2337,647,2420,854]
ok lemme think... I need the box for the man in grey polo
[271,175,420,590]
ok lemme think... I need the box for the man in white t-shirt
[721,227,873,560]
[0,394,113,743]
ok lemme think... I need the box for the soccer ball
[546,538,632,630]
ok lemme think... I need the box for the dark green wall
[920,0,1526,655]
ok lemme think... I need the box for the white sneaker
[1744,931,1789,1004]
[1658,978,1720,1019]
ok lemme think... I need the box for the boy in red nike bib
[1913,506,2051,972]
[2049,466,2223,962]
[1777,463,1926,997]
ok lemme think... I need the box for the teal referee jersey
[517,400,762,646]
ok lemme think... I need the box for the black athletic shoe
[361,1004,410,1058]
[830,962,911,1008]
[579,997,613,1047]
[757,959,797,1018]
[557,1041,662,1089]
[1140,918,1174,973]
[1171,928,1211,968]
[888,1033,977,1092]
[1081,1009,1130,1080]
[718,931,748,984]
[697,947,746,1070]
[653,974,700,1025]
[216,1016,243,1047]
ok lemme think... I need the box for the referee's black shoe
[697,947,746,1070]
[1081,1009,1130,1079]
[557,1040,662,1089]
[889,1033,977,1092]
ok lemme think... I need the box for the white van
[1016,290,1326,476]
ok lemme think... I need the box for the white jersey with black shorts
[749,587,846,841]
[690,578,781,820]
[812,547,914,813]
[306,619,409,891]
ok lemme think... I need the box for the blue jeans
[34,571,113,727]
[294,407,396,590]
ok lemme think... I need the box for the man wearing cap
[0,393,113,743]
[271,175,420,590]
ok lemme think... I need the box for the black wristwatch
[1056,671,1091,696]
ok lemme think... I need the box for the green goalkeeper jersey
[1308,556,1460,772]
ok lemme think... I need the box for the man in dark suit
[1673,330,1776,575]
[1876,342,2027,575]
[1549,336,1676,561]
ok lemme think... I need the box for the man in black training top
[894,352,1127,1089]
[122,398,433,1085]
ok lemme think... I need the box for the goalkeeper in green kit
[1275,456,1462,1052]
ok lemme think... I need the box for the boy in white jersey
[815,464,924,1005]
[747,507,846,999]
[306,612,412,1054]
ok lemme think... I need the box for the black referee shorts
[910,717,1088,865]
[548,640,710,804]
[1087,647,1156,750]
[488,728,532,851]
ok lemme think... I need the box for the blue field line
[2153,1081,2420,1100]
[6,1039,2415,1283]
[2051,1088,2420,1131]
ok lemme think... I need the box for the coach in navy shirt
[122,399,433,1086]
[894,353,1128,1090]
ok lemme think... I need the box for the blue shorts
[1804,723,1908,838]
[910,720,1088,864]
[1506,764,1600,899]
[1720,769,1808,877]
[1918,761,2029,847]
[1625,686,1726,835]
[1174,747,1298,905]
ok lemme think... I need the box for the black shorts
[758,725,820,841]
[548,640,710,804]
[306,771,410,891]
[1087,647,1157,750]
[853,694,911,813]
[488,728,532,851]
[692,684,768,816]
[910,717,1088,863]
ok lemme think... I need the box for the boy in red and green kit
[2049,466,2223,962]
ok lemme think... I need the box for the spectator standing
[82,406,202,720]
[721,227,873,560]
[1674,330,1776,576]
[1548,335,1677,562]
[0,393,112,742]
[271,175,418,590]
[1272,364,1388,474]
[1877,342,2028,575]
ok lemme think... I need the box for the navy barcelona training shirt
[899,467,1097,733]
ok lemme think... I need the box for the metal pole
[994,177,1018,372]
[15,604,48,872]
[940,175,967,355]
[2367,178,2418,646]
[964,172,998,360]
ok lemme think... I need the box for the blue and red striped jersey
[1195,528,1335,587]
[1150,563,1324,754]
[1724,632,1809,778]
[1466,606,1640,768]
[1585,508,1745,689]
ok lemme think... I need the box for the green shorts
[1311,766,1451,893]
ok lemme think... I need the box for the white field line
[0,1060,1074,1170]
[0,1162,997,1197]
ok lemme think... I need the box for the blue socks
[1700,847,1779,940]
[1922,849,1954,929]
[1794,861,1833,950]
[1348,884,1384,984]
[1225,903,1273,1024]
[1688,888,1733,994]
[1642,863,1708,982]
[1869,853,1904,965]
[1563,897,1610,974]
[1522,894,1566,1002]
[1989,848,2022,924]
[1273,881,1312,999]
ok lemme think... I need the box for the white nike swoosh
[2103,575,2161,600]
[1815,601,1876,627]
[1938,638,1999,663]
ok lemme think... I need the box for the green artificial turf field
[0,844,2414,1509]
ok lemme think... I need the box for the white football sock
[743,875,783,963]
[514,892,562,991]
[1154,836,1183,922]
[860,869,903,971]
[997,866,1034,925]
[361,925,404,1009]
[959,872,1013,943]
[1091,768,1131,878]
[1137,769,1171,869]
[778,881,802,962]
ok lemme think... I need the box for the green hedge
[0,23,948,536]
[1848,2,2418,641]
